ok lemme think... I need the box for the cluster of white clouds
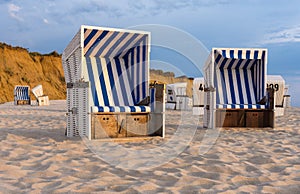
[8,3,22,21]
[262,26,300,44]
[6,0,231,25]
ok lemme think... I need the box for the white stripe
[90,31,114,57]
[114,106,120,112]
[135,106,141,112]
[100,58,114,106]
[216,68,224,104]
[110,33,135,57]
[242,50,247,59]
[224,69,232,104]
[128,52,132,79]
[223,58,232,68]
[90,57,104,106]
[133,47,137,102]
[104,106,110,112]
[250,50,255,59]
[139,41,144,101]
[124,106,131,112]
[119,34,145,58]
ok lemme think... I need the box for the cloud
[261,26,300,44]
[8,3,23,21]
[43,18,49,24]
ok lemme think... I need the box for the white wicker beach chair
[192,77,205,115]
[32,85,49,106]
[62,25,165,139]
[267,75,286,116]
[14,85,30,105]
[203,48,275,128]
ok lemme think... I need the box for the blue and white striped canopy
[82,26,150,112]
[209,48,267,108]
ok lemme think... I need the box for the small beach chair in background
[267,75,287,116]
[203,48,275,128]
[32,85,50,106]
[14,85,30,105]
[62,25,165,139]
[192,77,205,115]
[166,82,192,110]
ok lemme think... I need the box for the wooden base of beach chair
[216,109,275,128]
[16,100,30,105]
[91,113,154,139]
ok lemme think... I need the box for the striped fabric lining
[213,49,266,109]
[216,104,266,109]
[91,106,151,113]
[83,27,150,112]
[14,86,30,101]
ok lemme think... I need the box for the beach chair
[14,85,30,105]
[267,75,286,116]
[62,25,165,139]
[32,85,50,106]
[203,48,275,128]
[192,77,205,115]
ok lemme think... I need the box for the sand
[0,100,300,193]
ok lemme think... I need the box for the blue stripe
[86,57,99,106]
[130,106,136,112]
[115,34,140,57]
[115,58,130,106]
[230,50,234,58]
[254,50,259,59]
[142,40,147,99]
[105,32,130,57]
[106,58,119,106]
[243,68,252,104]
[222,50,226,57]
[85,30,109,56]
[235,60,244,104]
[84,29,98,49]
[120,106,125,112]
[94,31,119,57]
[109,106,115,112]
[130,49,136,103]
[246,50,251,59]
[261,51,266,98]
[96,57,109,106]
[136,46,140,104]
[215,53,222,66]
[238,50,242,59]
[227,62,236,103]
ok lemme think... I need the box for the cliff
[0,42,65,103]
[0,42,193,103]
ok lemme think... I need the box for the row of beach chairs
[62,25,282,140]
[14,85,49,106]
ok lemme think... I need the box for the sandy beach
[0,100,300,193]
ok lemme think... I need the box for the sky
[1,0,300,107]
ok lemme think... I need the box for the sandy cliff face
[0,43,193,103]
[0,43,66,103]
